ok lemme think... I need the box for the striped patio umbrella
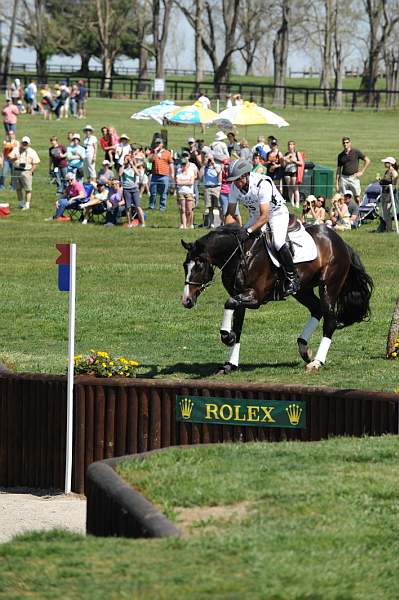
[213,101,289,128]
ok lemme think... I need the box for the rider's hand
[237,228,250,242]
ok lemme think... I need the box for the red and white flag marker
[56,243,77,494]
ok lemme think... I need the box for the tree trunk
[195,0,204,91]
[138,44,149,93]
[386,296,399,357]
[1,0,19,86]
[334,41,343,109]
[101,55,113,95]
[385,50,399,108]
[79,53,91,75]
[36,50,48,81]
[273,0,290,106]
[319,0,333,107]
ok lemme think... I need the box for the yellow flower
[109,361,114,366]
[90,349,96,353]
[391,352,397,358]
[102,362,106,367]
[129,360,139,366]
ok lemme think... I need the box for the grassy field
[0,99,399,390]
[1,437,399,599]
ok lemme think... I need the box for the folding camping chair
[358,180,381,225]
[65,183,94,221]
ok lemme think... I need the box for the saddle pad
[267,224,318,267]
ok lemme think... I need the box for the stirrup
[283,275,300,297]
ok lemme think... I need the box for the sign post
[56,243,77,494]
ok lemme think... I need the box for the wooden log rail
[0,373,398,494]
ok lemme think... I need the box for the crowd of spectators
[0,85,397,233]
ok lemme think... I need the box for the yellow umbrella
[214,101,289,127]
[168,101,219,125]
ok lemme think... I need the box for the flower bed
[74,350,139,378]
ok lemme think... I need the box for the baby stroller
[358,181,381,224]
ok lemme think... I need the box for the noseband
[185,243,241,294]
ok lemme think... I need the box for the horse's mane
[194,224,241,254]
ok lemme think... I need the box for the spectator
[59,82,70,120]
[219,158,242,226]
[97,159,114,184]
[2,98,19,133]
[210,131,229,163]
[49,136,68,194]
[46,171,86,221]
[24,80,37,114]
[66,133,85,181]
[9,136,40,210]
[99,126,116,164]
[82,125,98,184]
[69,84,79,118]
[378,156,398,233]
[343,190,360,228]
[197,90,211,133]
[315,196,326,223]
[105,179,124,226]
[77,80,87,119]
[328,193,351,230]
[53,84,64,120]
[148,137,174,211]
[238,138,252,161]
[226,94,233,108]
[252,153,267,175]
[0,130,18,191]
[265,139,284,190]
[251,135,270,156]
[80,180,109,225]
[137,162,149,196]
[176,155,195,229]
[300,196,318,225]
[200,150,222,228]
[9,79,22,106]
[226,132,240,157]
[119,154,145,228]
[233,93,243,106]
[283,140,303,208]
[114,133,132,170]
[187,137,201,206]
[38,84,54,120]
[336,136,370,204]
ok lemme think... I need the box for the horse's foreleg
[217,306,246,375]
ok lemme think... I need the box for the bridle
[184,241,245,294]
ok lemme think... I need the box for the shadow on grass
[139,361,300,379]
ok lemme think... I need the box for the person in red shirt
[47,171,87,221]
[148,137,174,211]
[2,98,19,134]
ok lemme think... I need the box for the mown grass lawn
[0,99,398,390]
[1,437,399,599]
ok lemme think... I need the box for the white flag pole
[389,184,399,234]
[65,243,77,494]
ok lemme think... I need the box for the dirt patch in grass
[176,500,256,534]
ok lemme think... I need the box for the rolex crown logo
[180,397,194,419]
[286,403,302,426]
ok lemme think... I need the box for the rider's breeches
[269,209,289,251]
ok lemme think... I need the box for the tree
[273,0,290,105]
[1,0,20,86]
[238,0,265,76]
[176,0,243,92]
[150,0,173,81]
[194,0,205,85]
[361,0,399,101]
[18,0,60,79]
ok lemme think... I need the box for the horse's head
[181,239,214,308]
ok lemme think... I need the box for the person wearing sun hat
[82,125,97,183]
[66,133,85,181]
[114,134,132,170]
[9,135,40,210]
[210,130,229,163]
[379,156,398,233]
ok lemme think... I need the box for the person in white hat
[83,125,97,183]
[66,133,85,181]
[379,156,398,232]
[210,131,229,163]
[9,136,40,209]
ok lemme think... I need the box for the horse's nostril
[182,297,194,308]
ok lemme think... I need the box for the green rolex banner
[176,395,306,429]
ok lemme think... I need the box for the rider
[225,158,300,296]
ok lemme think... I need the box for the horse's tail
[335,243,373,328]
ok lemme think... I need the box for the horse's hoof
[220,330,236,347]
[305,359,322,372]
[298,341,312,364]
[215,362,238,376]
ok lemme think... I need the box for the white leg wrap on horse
[228,343,241,367]
[299,317,320,343]
[220,309,234,332]
[314,337,331,365]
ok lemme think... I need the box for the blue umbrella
[168,103,218,125]
[131,100,180,124]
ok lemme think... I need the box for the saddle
[287,213,302,233]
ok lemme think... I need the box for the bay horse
[181,223,373,374]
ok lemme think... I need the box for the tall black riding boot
[277,243,300,296]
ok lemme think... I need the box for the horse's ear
[181,239,193,251]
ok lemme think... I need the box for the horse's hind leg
[295,289,323,364]
[217,305,246,375]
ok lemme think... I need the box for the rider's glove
[237,228,251,242]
